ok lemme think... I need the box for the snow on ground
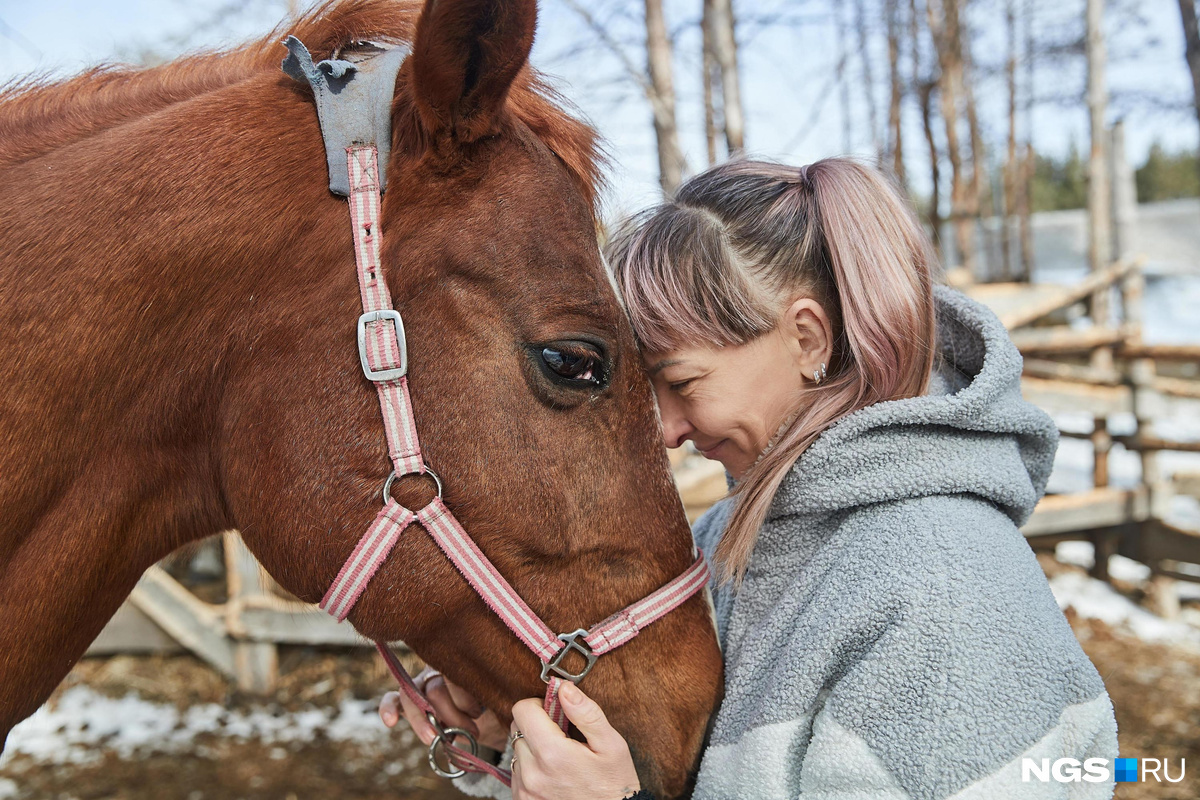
[1053,540,1200,651]
[0,690,402,769]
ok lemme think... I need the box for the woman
[380,158,1119,800]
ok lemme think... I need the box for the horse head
[220,1,722,795]
[0,1,721,795]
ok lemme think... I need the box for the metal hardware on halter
[382,467,443,505]
[426,711,479,779]
[358,308,408,381]
[540,629,599,684]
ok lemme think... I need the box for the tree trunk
[912,0,942,253]
[887,0,906,185]
[1019,0,1035,281]
[1002,0,1017,281]
[962,23,992,280]
[645,0,686,194]
[927,0,973,274]
[856,0,882,159]
[839,0,854,152]
[710,0,745,153]
[702,0,719,165]
[1178,0,1200,193]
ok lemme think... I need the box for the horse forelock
[0,0,605,211]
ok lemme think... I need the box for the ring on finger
[508,729,525,748]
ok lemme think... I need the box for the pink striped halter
[288,42,711,785]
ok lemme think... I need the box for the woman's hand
[510,681,641,800]
[378,667,509,753]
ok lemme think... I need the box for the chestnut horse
[0,0,721,795]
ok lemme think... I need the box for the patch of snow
[1050,571,1200,651]
[1055,543,1155,584]
[0,688,412,770]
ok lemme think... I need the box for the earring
[812,362,827,384]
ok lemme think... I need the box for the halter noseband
[284,38,711,786]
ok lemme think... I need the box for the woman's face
[643,297,833,478]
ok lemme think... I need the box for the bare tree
[1178,0,1200,190]
[703,0,720,165]
[855,0,883,159]
[927,0,973,274]
[710,0,745,153]
[560,0,687,196]
[961,18,991,278]
[645,0,686,194]
[1018,0,1035,280]
[839,0,854,152]
[886,0,907,185]
[912,0,942,253]
[1002,0,1017,281]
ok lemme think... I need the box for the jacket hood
[767,285,1058,525]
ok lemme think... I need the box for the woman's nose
[659,398,695,450]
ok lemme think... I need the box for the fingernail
[560,682,582,704]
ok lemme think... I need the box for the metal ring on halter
[382,466,443,506]
[427,725,479,779]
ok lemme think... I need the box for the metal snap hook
[427,725,479,779]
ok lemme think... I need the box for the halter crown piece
[283,39,711,786]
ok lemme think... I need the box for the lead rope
[321,145,710,787]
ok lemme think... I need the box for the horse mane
[0,0,605,209]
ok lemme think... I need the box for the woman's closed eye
[668,378,695,393]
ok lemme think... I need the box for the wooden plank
[1010,327,1128,355]
[1137,519,1200,572]
[1134,385,1200,420]
[998,257,1142,330]
[129,566,236,677]
[1019,376,1132,416]
[237,602,378,646]
[1021,487,1150,537]
[1021,358,1120,385]
[1119,343,1200,361]
[87,602,184,655]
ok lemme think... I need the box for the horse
[0,1,723,796]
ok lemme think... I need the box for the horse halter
[283,38,711,786]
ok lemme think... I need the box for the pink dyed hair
[607,157,937,584]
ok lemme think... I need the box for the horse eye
[540,344,606,387]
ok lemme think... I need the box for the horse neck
[0,75,345,734]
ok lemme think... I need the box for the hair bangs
[607,205,776,355]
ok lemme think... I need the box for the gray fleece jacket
[455,285,1117,800]
[689,285,1117,799]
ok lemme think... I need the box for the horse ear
[409,0,537,143]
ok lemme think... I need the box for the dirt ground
[4,574,1198,799]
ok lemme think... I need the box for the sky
[1,0,1195,220]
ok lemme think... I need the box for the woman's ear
[781,296,833,378]
[408,0,537,143]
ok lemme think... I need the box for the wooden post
[224,530,279,693]
[1086,0,1112,494]
[1109,121,1137,262]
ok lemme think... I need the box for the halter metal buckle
[357,309,408,381]
[540,629,598,684]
